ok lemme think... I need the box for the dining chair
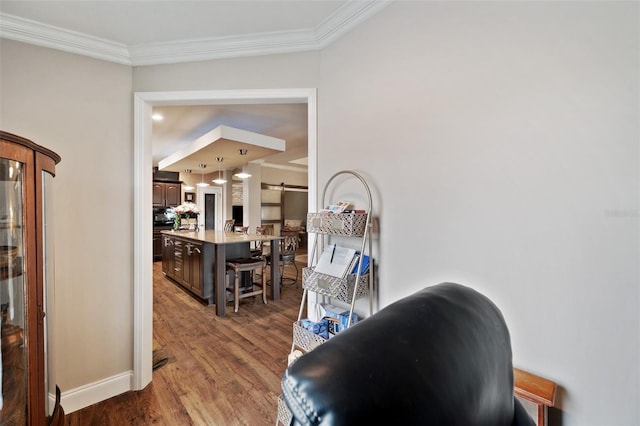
[223,219,235,232]
[251,225,274,258]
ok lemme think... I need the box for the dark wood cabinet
[152,182,164,206]
[153,230,164,261]
[184,241,204,297]
[161,234,214,304]
[162,235,174,276]
[154,226,172,261]
[1,131,64,425]
[173,238,184,282]
[153,181,181,207]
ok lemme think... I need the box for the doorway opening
[205,194,216,229]
[197,185,222,230]
[133,88,318,389]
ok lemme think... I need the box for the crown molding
[0,12,131,65]
[0,1,389,66]
[127,28,319,66]
[314,0,389,46]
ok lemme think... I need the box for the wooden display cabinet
[0,131,64,425]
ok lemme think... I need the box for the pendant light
[182,169,195,191]
[233,148,251,179]
[196,164,209,187]
[212,157,227,184]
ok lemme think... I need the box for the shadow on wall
[548,396,563,426]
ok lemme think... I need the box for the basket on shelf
[292,321,328,352]
[302,267,369,303]
[306,212,367,237]
[277,395,292,425]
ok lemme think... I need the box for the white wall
[317,2,639,425]
[133,51,320,91]
[261,167,307,187]
[0,40,134,398]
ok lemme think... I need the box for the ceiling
[151,103,309,172]
[0,1,388,173]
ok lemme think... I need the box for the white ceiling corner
[0,1,389,66]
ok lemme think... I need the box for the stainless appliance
[153,206,176,228]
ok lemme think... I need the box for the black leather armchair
[281,282,534,426]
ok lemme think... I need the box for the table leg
[270,238,280,300]
[215,244,226,316]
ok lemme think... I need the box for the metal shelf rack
[277,170,374,425]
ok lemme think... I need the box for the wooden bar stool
[225,257,267,313]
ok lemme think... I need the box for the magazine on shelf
[320,201,352,214]
[314,245,357,278]
[351,253,370,275]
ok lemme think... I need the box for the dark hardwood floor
[65,259,304,425]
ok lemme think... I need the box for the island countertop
[160,229,283,245]
[160,229,284,316]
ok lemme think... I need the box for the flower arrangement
[172,203,200,230]
[174,202,200,219]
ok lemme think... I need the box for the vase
[187,218,197,230]
[173,216,181,231]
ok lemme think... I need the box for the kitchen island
[160,230,283,316]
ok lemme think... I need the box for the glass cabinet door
[0,131,61,425]
[0,156,27,423]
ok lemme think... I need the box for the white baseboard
[49,370,133,414]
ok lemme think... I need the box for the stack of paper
[314,245,357,278]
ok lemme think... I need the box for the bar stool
[280,230,301,287]
[225,257,267,313]
[265,230,300,288]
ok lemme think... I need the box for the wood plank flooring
[65,260,304,426]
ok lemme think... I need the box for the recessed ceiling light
[151,113,164,121]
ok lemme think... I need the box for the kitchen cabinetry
[162,235,174,275]
[0,131,64,425]
[161,233,213,303]
[153,181,181,207]
[173,238,184,282]
[183,241,204,297]
[153,228,171,261]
